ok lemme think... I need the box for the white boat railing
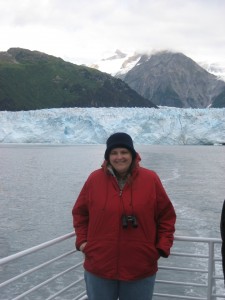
[0,233,224,300]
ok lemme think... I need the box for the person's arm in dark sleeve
[220,199,225,284]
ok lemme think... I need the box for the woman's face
[109,147,132,176]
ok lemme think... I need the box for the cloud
[0,0,225,65]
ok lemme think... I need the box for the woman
[72,132,176,300]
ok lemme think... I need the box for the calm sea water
[0,144,224,256]
[0,144,224,299]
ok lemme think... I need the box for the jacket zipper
[116,188,123,278]
[112,175,127,279]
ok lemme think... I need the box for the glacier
[0,107,224,145]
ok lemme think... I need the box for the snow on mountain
[89,50,225,82]
[89,50,142,76]
[0,107,224,145]
[199,62,225,82]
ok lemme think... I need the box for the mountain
[90,49,142,76]
[90,50,225,108]
[0,48,156,111]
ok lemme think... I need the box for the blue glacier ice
[0,107,224,145]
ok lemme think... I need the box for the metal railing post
[207,241,214,300]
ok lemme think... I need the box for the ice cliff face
[0,107,224,145]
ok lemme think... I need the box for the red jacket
[72,156,176,281]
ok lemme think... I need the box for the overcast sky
[0,0,225,66]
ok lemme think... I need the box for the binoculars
[122,215,138,228]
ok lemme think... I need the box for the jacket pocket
[83,239,118,276]
[119,241,160,277]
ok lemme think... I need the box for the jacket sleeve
[72,179,90,250]
[220,200,225,283]
[154,173,176,258]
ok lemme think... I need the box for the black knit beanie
[104,132,137,161]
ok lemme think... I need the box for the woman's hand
[79,242,87,252]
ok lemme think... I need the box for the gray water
[0,144,224,255]
[0,144,225,299]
